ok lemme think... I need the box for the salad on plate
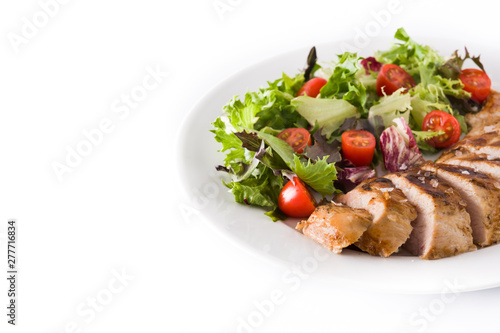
[211,28,491,222]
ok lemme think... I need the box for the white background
[1,0,499,332]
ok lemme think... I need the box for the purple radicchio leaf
[360,57,383,75]
[334,165,376,193]
[379,117,424,173]
[337,166,376,184]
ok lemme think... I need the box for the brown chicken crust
[337,178,417,257]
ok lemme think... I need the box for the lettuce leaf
[255,131,338,196]
[224,168,279,207]
[319,52,367,110]
[303,131,342,164]
[220,73,308,134]
[412,130,444,153]
[375,28,443,78]
[291,155,338,196]
[292,96,359,138]
[439,48,485,80]
[368,88,412,128]
[211,118,253,173]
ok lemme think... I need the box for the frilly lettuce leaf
[319,52,367,111]
[291,155,338,196]
[375,28,444,78]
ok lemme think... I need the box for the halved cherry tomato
[341,130,376,167]
[278,177,317,218]
[421,110,461,148]
[296,77,328,98]
[277,128,311,154]
[459,68,491,103]
[376,64,416,96]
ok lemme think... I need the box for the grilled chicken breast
[465,89,500,136]
[438,91,500,159]
[446,131,500,160]
[420,162,500,246]
[296,203,372,254]
[337,178,417,257]
[384,170,475,259]
[438,150,500,181]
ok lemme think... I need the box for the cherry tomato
[296,77,328,98]
[459,68,491,103]
[376,64,416,96]
[278,177,317,218]
[421,110,461,148]
[341,130,376,167]
[277,128,311,154]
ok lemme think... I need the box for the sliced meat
[447,131,500,160]
[420,162,500,246]
[465,89,500,135]
[467,121,500,137]
[384,170,475,259]
[296,203,372,254]
[441,91,500,158]
[438,150,500,181]
[337,178,417,257]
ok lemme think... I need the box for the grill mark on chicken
[403,171,448,199]
[385,170,475,259]
[421,162,500,246]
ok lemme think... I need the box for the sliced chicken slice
[447,131,500,160]
[440,91,500,158]
[438,150,500,181]
[384,170,475,259]
[420,162,500,246]
[465,89,500,135]
[296,203,372,254]
[337,178,417,257]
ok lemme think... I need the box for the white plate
[177,35,500,294]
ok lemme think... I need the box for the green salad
[211,28,490,221]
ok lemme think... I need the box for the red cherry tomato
[459,68,491,103]
[341,130,376,167]
[421,110,461,148]
[277,128,311,154]
[296,77,328,98]
[278,177,317,218]
[376,64,416,96]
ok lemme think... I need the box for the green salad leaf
[412,130,444,153]
[375,28,443,78]
[211,118,252,174]
[292,96,359,138]
[212,27,485,222]
[319,52,367,110]
[368,88,412,128]
[291,155,338,196]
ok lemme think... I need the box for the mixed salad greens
[211,28,490,221]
